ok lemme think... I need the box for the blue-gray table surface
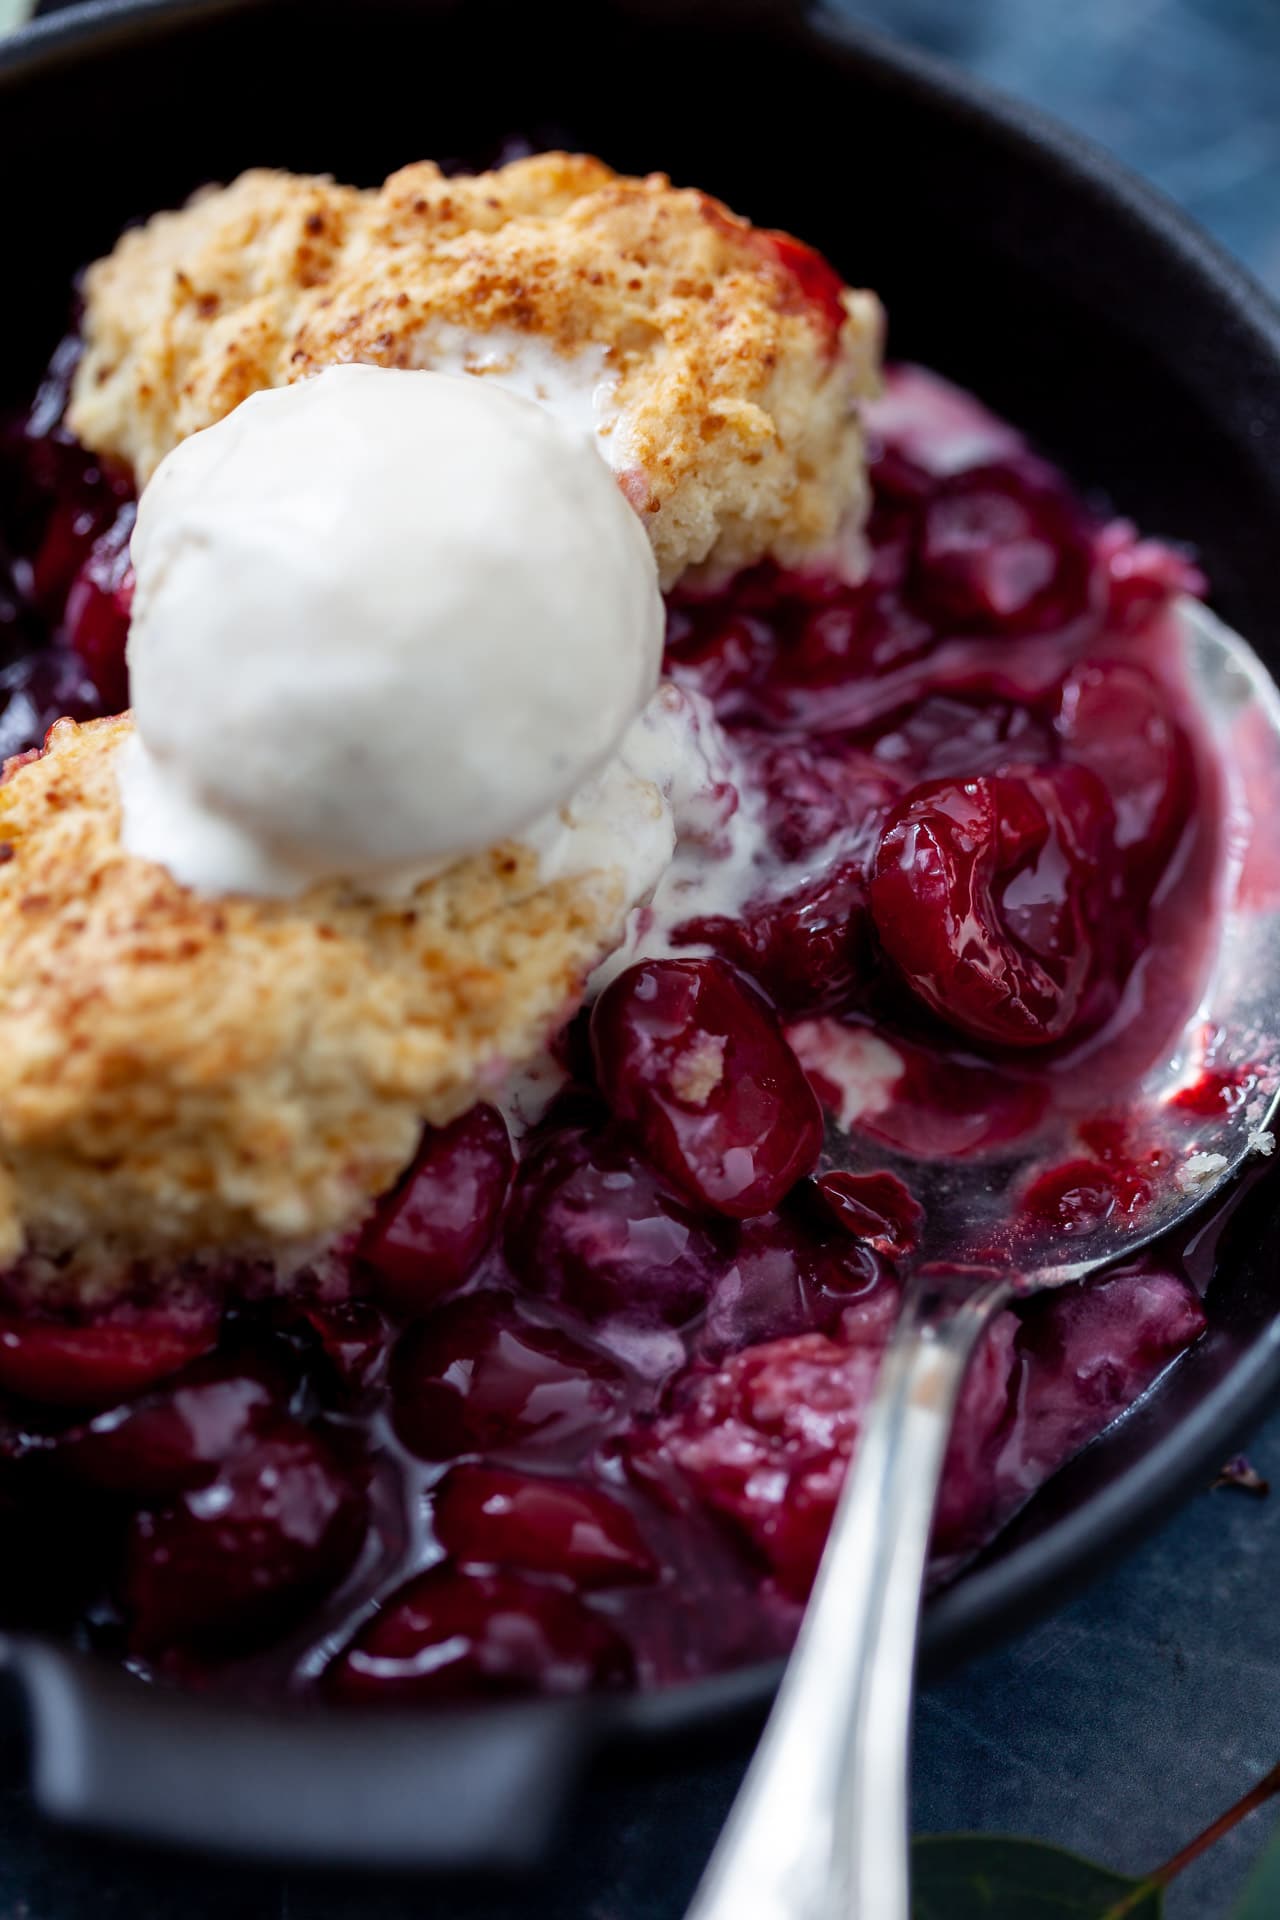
[6,0,1280,1914]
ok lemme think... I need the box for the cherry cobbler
[0,154,1249,1701]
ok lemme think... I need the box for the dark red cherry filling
[0,1309,218,1409]
[869,763,1123,1048]
[0,350,1223,1703]
[909,460,1096,636]
[359,1104,513,1314]
[122,1413,367,1658]
[327,1565,635,1703]
[433,1465,658,1587]
[504,1115,729,1327]
[590,958,823,1217]
[389,1291,625,1460]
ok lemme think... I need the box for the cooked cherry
[644,1330,885,1599]
[58,1368,276,1498]
[665,607,773,706]
[359,1104,513,1315]
[433,1465,658,1587]
[327,1565,634,1702]
[1100,521,1206,633]
[504,1120,726,1326]
[940,1263,1208,1562]
[122,1414,366,1656]
[679,859,870,1016]
[756,229,848,341]
[812,1169,924,1256]
[910,461,1095,636]
[63,502,135,711]
[870,764,1120,1048]
[1014,1263,1207,1450]
[0,646,104,760]
[1055,660,1190,880]
[0,1312,218,1410]
[389,1292,624,1460]
[743,738,900,865]
[284,1300,390,1396]
[590,959,823,1218]
[865,693,1053,784]
[698,1208,890,1358]
[29,469,131,620]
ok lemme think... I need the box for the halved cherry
[590,959,823,1218]
[869,764,1119,1049]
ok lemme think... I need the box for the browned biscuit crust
[68,154,882,586]
[0,717,629,1282]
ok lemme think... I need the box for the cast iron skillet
[3,0,1280,1868]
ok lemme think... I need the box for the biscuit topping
[67,153,883,587]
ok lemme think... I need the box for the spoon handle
[685,1273,1010,1920]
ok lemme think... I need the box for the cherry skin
[1055,660,1191,882]
[58,1368,277,1498]
[910,461,1095,636]
[680,859,870,1017]
[504,1121,727,1326]
[754,229,848,345]
[389,1291,624,1460]
[432,1465,658,1587]
[0,1312,217,1409]
[121,1413,366,1657]
[811,1170,924,1257]
[63,502,135,711]
[590,959,823,1218]
[698,1208,891,1359]
[359,1104,513,1315]
[327,1565,634,1702]
[642,1329,885,1600]
[869,764,1120,1048]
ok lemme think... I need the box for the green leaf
[912,1835,1161,1918]
[1231,1814,1280,1918]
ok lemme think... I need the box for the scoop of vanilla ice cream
[120,364,664,895]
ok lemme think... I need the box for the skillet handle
[1,1636,591,1866]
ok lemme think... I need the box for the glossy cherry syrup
[0,348,1247,1703]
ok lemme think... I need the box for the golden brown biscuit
[68,154,882,586]
[0,717,631,1291]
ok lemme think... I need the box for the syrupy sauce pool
[0,341,1263,1703]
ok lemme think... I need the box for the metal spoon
[687,597,1280,1920]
